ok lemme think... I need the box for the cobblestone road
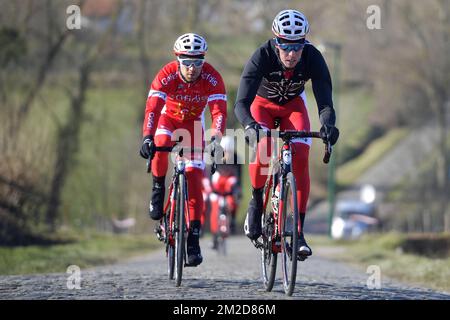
[1,236,449,300]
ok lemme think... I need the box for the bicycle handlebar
[154,146,204,153]
[277,130,322,140]
[145,130,332,174]
[273,130,332,164]
[146,145,214,173]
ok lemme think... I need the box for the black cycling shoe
[244,188,264,240]
[187,221,203,266]
[297,232,312,261]
[187,247,203,266]
[149,176,165,220]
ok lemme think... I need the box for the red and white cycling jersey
[142,61,227,137]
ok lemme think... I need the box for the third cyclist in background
[208,136,242,249]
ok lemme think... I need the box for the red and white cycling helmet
[272,9,309,41]
[173,33,208,56]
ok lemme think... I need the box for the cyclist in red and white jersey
[234,10,340,258]
[139,33,227,266]
[208,136,242,248]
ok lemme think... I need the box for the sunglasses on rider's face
[178,58,205,68]
[275,39,305,52]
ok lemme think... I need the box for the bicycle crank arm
[252,239,264,250]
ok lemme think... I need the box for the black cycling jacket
[234,39,336,128]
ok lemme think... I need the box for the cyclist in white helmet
[203,136,242,249]
[140,33,227,266]
[234,9,339,260]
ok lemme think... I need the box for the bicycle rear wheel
[175,175,187,287]
[168,245,175,279]
[280,172,299,296]
[261,185,277,291]
[261,233,277,291]
[166,214,175,280]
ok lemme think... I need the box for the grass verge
[336,128,409,187]
[0,233,161,275]
[309,233,450,293]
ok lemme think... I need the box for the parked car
[331,199,379,240]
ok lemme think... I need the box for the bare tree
[10,1,87,135]
[46,0,124,231]
[397,0,449,227]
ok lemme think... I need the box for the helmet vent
[173,33,208,56]
[272,9,309,40]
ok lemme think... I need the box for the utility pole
[320,42,342,237]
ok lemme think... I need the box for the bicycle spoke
[261,183,277,292]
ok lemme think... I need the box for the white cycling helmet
[173,33,208,56]
[272,9,309,41]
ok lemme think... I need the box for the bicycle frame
[218,196,228,235]
[262,131,331,243]
[261,141,296,252]
[164,158,190,250]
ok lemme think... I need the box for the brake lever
[145,140,180,173]
[323,141,332,164]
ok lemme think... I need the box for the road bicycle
[150,141,214,287]
[251,130,331,296]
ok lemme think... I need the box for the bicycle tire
[167,214,175,280]
[280,172,299,296]
[217,235,227,256]
[261,225,277,291]
[261,183,277,292]
[175,174,186,287]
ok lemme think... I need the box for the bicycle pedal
[286,249,292,261]
[154,227,165,242]
[297,254,308,261]
[251,239,264,250]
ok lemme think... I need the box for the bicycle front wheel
[280,172,299,296]
[175,174,187,287]
[217,235,227,256]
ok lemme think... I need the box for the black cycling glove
[320,124,339,145]
[244,122,267,147]
[139,135,156,159]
